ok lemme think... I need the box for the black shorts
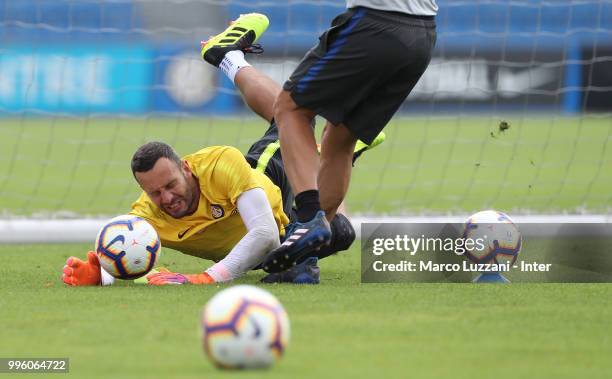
[244,121,295,219]
[283,6,437,144]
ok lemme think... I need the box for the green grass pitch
[1,243,611,378]
[0,116,610,215]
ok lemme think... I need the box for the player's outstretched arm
[62,251,101,286]
[205,187,280,281]
[145,187,279,285]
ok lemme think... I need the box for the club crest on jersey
[211,204,224,219]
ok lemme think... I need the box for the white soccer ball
[201,285,290,369]
[94,215,161,279]
[463,210,521,265]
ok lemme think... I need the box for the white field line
[0,215,611,243]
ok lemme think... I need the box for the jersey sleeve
[206,146,262,205]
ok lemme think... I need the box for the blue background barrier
[0,0,610,114]
[0,46,150,114]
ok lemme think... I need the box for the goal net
[0,0,611,225]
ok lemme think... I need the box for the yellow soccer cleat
[201,13,269,67]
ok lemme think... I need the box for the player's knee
[274,91,314,124]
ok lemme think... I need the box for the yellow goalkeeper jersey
[129,146,289,262]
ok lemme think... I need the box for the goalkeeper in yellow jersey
[62,13,384,286]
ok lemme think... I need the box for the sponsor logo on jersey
[178,226,194,239]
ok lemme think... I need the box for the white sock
[219,50,251,84]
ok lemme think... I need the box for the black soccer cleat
[262,211,332,273]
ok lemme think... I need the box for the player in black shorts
[264,2,438,272]
[198,12,385,282]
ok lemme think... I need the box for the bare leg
[234,66,281,123]
[318,121,357,221]
[274,90,319,194]
[319,124,349,217]
[337,201,348,217]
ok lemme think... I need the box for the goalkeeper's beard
[163,198,188,218]
[162,177,198,219]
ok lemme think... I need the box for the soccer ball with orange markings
[94,215,161,279]
[201,285,290,369]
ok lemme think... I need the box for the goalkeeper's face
[135,157,198,219]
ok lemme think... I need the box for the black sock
[295,190,321,222]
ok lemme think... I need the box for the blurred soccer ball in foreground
[95,215,161,279]
[201,285,290,369]
[463,210,522,265]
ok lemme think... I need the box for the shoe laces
[282,221,298,241]
[243,43,264,55]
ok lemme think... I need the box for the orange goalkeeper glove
[145,270,215,285]
[62,251,101,286]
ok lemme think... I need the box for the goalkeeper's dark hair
[131,141,182,176]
